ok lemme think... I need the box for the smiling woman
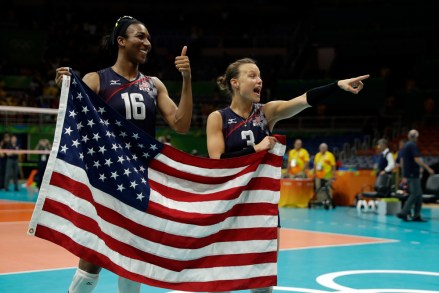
[53,15,194,293]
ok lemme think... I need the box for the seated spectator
[376,138,395,176]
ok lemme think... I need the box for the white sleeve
[385,152,395,173]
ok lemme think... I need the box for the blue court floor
[0,186,438,293]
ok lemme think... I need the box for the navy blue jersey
[219,103,271,154]
[97,67,158,137]
[219,103,279,227]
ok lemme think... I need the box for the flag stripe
[150,151,281,184]
[146,201,277,226]
[47,161,278,237]
[40,193,278,258]
[48,172,278,250]
[149,158,261,184]
[34,211,277,281]
[149,177,279,203]
[147,164,280,196]
[35,225,276,291]
[50,170,279,226]
[39,202,277,270]
[157,146,283,177]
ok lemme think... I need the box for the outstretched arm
[263,74,370,130]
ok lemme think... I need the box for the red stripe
[273,134,286,145]
[35,225,276,291]
[150,157,260,184]
[160,144,275,168]
[260,151,284,167]
[49,173,277,247]
[161,143,283,169]
[50,172,278,225]
[225,111,260,139]
[105,76,150,102]
[50,172,92,202]
[40,199,277,270]
[149,177,280,202]
[151,151,282,185]
[147,201,277,226]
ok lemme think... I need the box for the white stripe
[155,143,284,179]
[148,162,279,195]
[51,158,280,215]
[45,160,278,236]
[155,152,247,177]
[28,75,70,235]
[270,140,286,158]
[150,188,279,214]
[37,210,277,282]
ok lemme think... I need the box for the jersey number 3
[121,93,146,120]
[241,130,255,146]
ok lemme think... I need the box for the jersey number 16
[121,93,146,120]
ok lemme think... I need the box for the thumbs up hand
[175,46,191,79]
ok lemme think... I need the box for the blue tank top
[219,103,271,153]
[97,67,158,137]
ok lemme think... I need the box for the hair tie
[112,15,137,45]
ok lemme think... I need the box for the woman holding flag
[206,57,368,293]
[55,15,193,293]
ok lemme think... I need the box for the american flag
[28,71,285,292]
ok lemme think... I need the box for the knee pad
[68,268,99,293]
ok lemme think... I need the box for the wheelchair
[308,178,335,210]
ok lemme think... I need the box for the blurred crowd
[0,1,438,139]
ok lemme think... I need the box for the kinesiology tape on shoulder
[220,147,256,159]
[306,81,339,107]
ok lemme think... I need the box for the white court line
[0,221,31,225]
[0,267,76,275]
[279,240,398,252]
[0,209,35,212]
[279,227,398,251]
[281,227,397,241]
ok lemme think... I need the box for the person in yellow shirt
[313,143,336,200]
[287,139,310,178]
